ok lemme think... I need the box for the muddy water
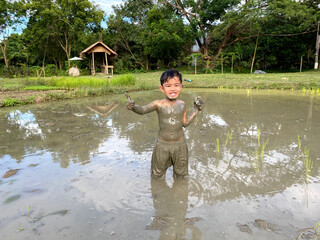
[0,89,319,240]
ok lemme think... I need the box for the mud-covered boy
[126,70,204,179]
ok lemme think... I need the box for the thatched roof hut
[80,41,117,75]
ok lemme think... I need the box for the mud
[0,89,320,240]
[3,169,19,178]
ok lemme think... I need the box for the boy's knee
[173,172,188,180]
[151,169,166,180]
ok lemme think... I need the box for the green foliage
[21,0,104,67]
[144,6,193,65]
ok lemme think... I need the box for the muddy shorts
[151,139,188,179]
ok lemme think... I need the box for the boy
[126,70,204,179]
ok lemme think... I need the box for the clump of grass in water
[303,147,313,183]
[315,221,320,238]
[297,220,320,240]
[252,139,269,173]
[257,128,261,146]
[225,128,233,148]
[216,138,220,154]
[27,205,33,222]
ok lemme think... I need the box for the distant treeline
[0,0,319,76]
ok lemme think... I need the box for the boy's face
[160,76,182,100]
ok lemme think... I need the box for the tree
[207,0,319,68]
[162,0,240,57]
[144,6,194,68]
[107,0,154,70]
[23,0,104,68]
[0,0,22,68]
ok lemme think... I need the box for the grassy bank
[0,71,319,107]
[133,70,320,90]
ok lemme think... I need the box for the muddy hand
[194,96,204,111]
[125,92,131,101]
[125,92,135,110]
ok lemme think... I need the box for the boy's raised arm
[125,92,158,115]
[183,96,204,127]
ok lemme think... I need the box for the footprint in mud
[237,224,254,235]
[145,216,169,230]
[31,209,69,222]
[4,194,21,204]
[254,219,279,232]
[28,163,39,167]
[3,169,19,178]
[184,217,202,225]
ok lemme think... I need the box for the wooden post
[92,52,95,75]
[221,52,224,74]
[314,21,320,69]
[105,52,108,74]
[300,56,303,72]
[231,55,233,73]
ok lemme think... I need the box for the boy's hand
[194,96,204,111]
[125,92,135,110]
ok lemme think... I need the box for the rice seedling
[27,205,33,222]
[225,128,233,147]
[110,74,136,86]
[303,147,313,184]
[252,138,269,173]
[257,128,261,146]
[315,221,320,237]
[297,220,320,240]
[297,134,301,151]
[216,138,220,154]
[261,139,269,161]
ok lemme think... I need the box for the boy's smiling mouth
[168,92,178,99]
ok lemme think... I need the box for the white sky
[93,0,124,15]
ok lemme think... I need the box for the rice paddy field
[0,70,320,107]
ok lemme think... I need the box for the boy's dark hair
[160,69,182,85]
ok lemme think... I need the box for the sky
[94,0,124,15]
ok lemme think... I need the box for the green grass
[1,70,320,107]
[23,86,60,91]
[1,71,320,91]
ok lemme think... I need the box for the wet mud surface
[1,89,320,239]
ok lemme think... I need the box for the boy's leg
[173,141,188,179]
[151,141,172,180]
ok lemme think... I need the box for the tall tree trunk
[251,33,259,73]
[0,38,9,68]
[212,23,239,66]
[145,55,149,71]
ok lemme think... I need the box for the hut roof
[80,41,117,58]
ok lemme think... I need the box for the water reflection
[148,179,202,240]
